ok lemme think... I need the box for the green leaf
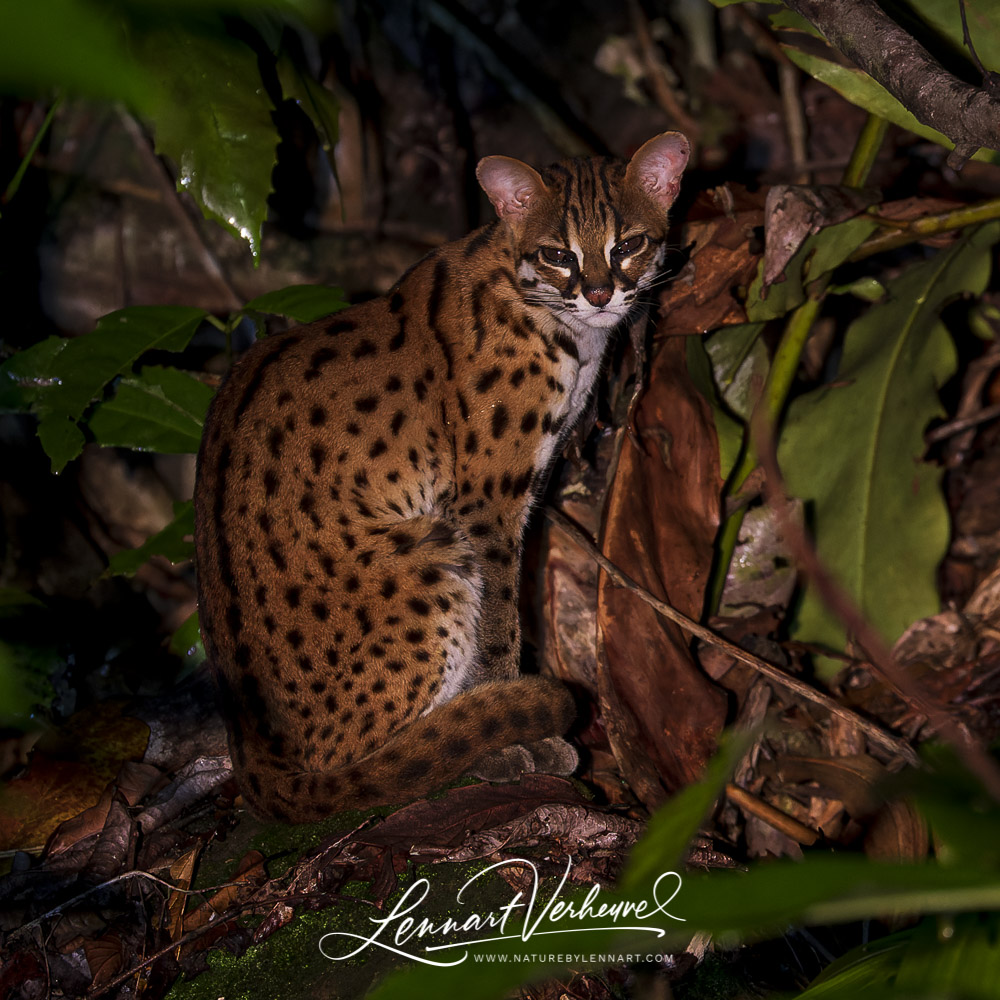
[244,284,350,322]
[170,611,206,677]
[779,222,1000,663]
[618,730,752,894]
[772,10,1000,164]
[36,414,86,474]
[0,336,73,412]
[87,366,215,454]
[130,19,278,259]
[277,50,341,155]
[703,322,768,422]
[686,336,744,481]
[747,216,879,322]
[106,501,195,577]
[911,0,1000,73]
[0,0,153,109]
[7,307,207,471]
[800,914,1000,1000]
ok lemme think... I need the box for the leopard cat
[194,131,690,822]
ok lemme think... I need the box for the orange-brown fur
[194,133,689,821]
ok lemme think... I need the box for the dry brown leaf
[864,799,929,862]
[83,932,125,992]
[0,703,148,852]
[167,846,201,943]
[597,334,727,807]
[657,186,763,337]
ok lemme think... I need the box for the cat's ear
[476,156,549,223]
[625,132,690,212]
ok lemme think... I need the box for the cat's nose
[582,285,612,307]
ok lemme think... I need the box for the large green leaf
[0,0,153,109]
[87,365,214,454]
[0,306,207,472]
[106,501,195,577]
[798,914,1000,1000]
[131,20,278,260]
[912,0,1000,71]
[779,222,1000,663]
[244,284,349,322]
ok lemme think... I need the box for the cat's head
[477,132,690,331]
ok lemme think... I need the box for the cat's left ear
[477,156,549,224]
[625,132,690,212]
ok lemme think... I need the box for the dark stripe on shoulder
[234,335,301,419]
[463,222,497,258]
[427,257,454,379]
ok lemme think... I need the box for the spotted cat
[194,132,690,821]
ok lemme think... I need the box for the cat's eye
[540,247,576,266]
[612,235,646,259]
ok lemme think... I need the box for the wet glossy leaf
[169,611,206,677]
[106,501,194,577]
[0,307,206,472]
[780,222,1000,662]
[245,284,350,322]
[87,366,214,454]
[132,21,278,259]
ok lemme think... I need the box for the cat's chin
[575,307,631,331]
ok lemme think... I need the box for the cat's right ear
[476,156,548,224]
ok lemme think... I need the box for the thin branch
[925,401,1000,444]
[119,111,243,312]
[544,506,919,767]
[783,0,1000,169]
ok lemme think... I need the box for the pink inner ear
[627,132,690,211]
[477,156,546,221]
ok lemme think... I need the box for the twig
[626,0,701,138]
[925,401,1000,444]
[725,782,819,846]
[751,416,1000,802]
[782,0,1000,169]
[849,197,1000,261]
[545,506,919,767]
[119,111,243,312]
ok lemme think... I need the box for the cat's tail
[230,676,575,823]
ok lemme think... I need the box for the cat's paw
[470,736,577,782]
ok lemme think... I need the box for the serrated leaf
[87,366,214,453]
[779,222,1000,666]
[106,501,195,577]
[747,216,878,322]
[244,284,349,322]
[7,307,206,472]
[131,20,278,259]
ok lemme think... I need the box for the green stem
[841,114,888,188]
[2,96,63,205]
[851,196,1000,261]
[708,113,886,614]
